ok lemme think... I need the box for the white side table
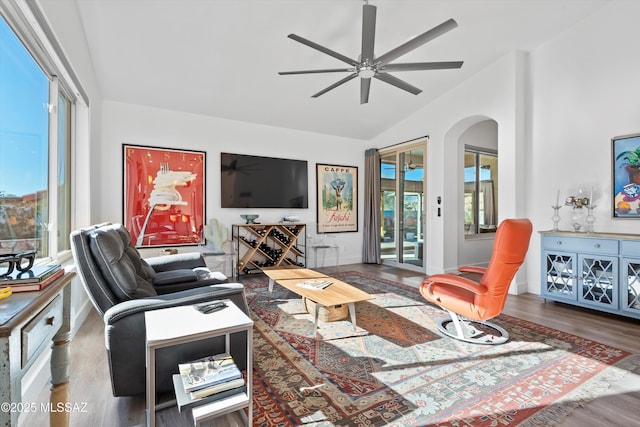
[145,300,253,427]
[311,244,340,271]
[201,251,235,279]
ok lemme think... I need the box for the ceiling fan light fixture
[358,65,376,79]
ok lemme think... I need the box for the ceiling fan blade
[360,78,372,104]
[375,18,458,66]
[287,34,358,66]
[279,68,354,75]
[374,73,422,95]
[383,61,463,72]
[311,73,358,98]
[361,3,376,63]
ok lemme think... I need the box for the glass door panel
[381,153,398,261]
[380,146,425,269]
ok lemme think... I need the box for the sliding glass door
[380,144,425,269]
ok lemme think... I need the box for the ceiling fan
[279,0,463,104]
[405,151,417,171]
[383,150,419,171]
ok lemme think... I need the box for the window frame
[464,145,498,237]
[0,1,83,263]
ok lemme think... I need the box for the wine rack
[232,223,306,277]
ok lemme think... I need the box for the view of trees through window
[464,147,498,235]
[380,146,425,268]
[0,15,55,257]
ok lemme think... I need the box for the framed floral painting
[123,144,206,247]
[612,133,640,218]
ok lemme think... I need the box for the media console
[540,230,640,319]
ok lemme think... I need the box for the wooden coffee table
[262,267,373,333]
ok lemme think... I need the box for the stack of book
[0,264,64,293]
[297,278,333,289]
[173,353,245,410]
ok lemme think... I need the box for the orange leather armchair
[420,218,533,344]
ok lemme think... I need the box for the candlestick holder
[551,205,562,231]
[585,204,597,233]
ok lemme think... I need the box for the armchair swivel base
[436,310,509,345]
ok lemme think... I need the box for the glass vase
[570,207,585,232]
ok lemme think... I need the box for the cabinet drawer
[621,240,640,257]
[21,294,63,368]
[542,235,618,255]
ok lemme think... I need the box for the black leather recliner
[70,222,249,397]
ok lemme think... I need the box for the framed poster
[612,133,640,218]
[316,163,358,233]
[123,144,206,247]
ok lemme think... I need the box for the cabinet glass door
[578,255,618,309]
[543,252,577,300]
[621,259,640,314]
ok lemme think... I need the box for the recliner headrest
[88,223,157,301]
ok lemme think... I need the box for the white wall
[370,51,526,290]
[527,0,640,292]
[100,101,369,267]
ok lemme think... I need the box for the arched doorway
[443,116,499,270]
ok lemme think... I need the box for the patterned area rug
[246,271,639,426]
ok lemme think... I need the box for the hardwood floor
[20,263,640,426]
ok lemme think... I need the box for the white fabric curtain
[464,180,495,230]
[481,180,495,226]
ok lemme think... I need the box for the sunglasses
[0,250,37,277]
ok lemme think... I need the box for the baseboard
[509,279,529,295]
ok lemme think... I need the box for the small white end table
[311,244,340,271]
[145,300,253,427]
[201,251,235,279]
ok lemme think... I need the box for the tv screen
[221,153,308,208]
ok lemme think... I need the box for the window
[464,147,498,235]
[380,144,425,269]
[0,14,72,259]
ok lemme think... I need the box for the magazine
[172,374,246,411]
[297,278,332,290]
[190,377,246,400]
[178,353,241,392]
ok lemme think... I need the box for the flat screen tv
[220,152,308,208]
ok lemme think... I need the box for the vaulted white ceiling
[75,0,607,140]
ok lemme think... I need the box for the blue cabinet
[620,240,640,318]
[540,231,640,319]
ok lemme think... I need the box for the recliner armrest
[104,283,246,325]
[458,265,487,275]
[153,269,228,295]
[153,269,199,286]
[146,252,206,272]
[422,274,488,297]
